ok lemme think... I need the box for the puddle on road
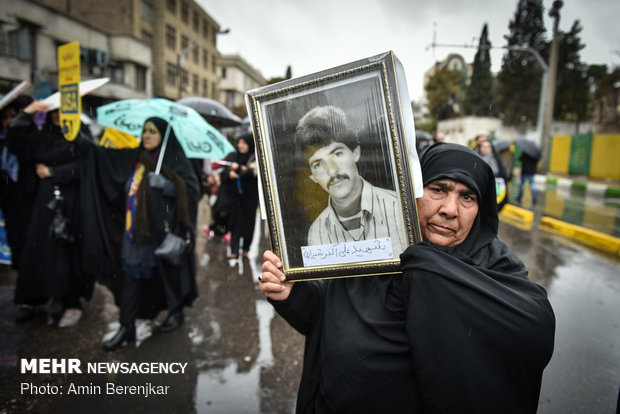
[194,300,275,414]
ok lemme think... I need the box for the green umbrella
[96,98,235,173]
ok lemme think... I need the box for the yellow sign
[58,41,81,141]
[99,128,140,149]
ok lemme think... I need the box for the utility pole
[539,0,563,173]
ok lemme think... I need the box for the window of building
[193,74,199,93]
[141,30,153,45]
[202,19,209,40]
[221,67,227,79]
[193,11,199,32]
[202,49,208,69]
[212,82,217,99]
[202,79,208,97]
[192,46,198,64]
[166,25,176,50]
[166,0,176,14]
[110,60,125,84]
[212,56,217,74]
[180,69,188,90]
[7,26,31,59]
[166,62,177,86]
[225,90,235,108]
[136,65,147,91]
[181,2,189,23]
[181,35,189,52]
[140,0,153,21]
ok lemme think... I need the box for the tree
[426,69,466,120]
[587,64,620,128]
[553,20,590,126]
[267,65,293,85]
[463,24,494,116]
[497,0,547,128]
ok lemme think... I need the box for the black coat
[270,143,555,414]
[11,112,91,305]
[2,114,38,271]
[78,129,199,319]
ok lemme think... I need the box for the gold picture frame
[246,51,422,281]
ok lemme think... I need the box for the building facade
[35,0,222,101]
[217,54,266,117]
[1,0,152,116]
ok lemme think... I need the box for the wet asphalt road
[1,198,619,413]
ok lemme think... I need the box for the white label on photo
[301,238,393,267]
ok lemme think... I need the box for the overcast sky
[197,0,619,101]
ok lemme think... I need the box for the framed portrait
[246,51,422,281]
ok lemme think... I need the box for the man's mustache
[327,174,350,188]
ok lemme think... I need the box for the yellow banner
[99,128,140,149]
[58,41,81,141]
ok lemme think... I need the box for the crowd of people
[0,94,259,351]
[2,90,555,409]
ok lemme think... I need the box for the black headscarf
[419,142,497,256]
[400,142,555,413]
[231,132,255,165]
[133,117,193,243]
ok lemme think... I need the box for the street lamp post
[539,0,563,173]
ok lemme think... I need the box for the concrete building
[217,54,266,118]
[0,0,152,114]
[437,116,593,147]
[35,0,223,101]
[413,53,472,125]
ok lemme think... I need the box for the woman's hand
[259,250,293,301]
[24,101,50,114]
[36,163,52,179]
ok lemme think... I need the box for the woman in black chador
[8,100,91,327]
[79,117,199,350]
[259,143,555,413]
[219,133,259,259]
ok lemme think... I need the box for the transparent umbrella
[176,97,242,127]
[515,136,541,160]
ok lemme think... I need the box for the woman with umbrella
[79,117,199,350]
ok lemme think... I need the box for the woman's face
[417,178,479,247]
[142,121,163,151]
[237,138,249,154]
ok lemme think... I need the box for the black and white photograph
[247,53,421,280]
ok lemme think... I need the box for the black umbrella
[515,136,541,160]
[492,138,513,153]
[176,97,242,128]
[416,130,433,153]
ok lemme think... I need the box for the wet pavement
[1,195,619,413]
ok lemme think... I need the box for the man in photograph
[294,105,406,254]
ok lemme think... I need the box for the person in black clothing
[259,143,555,413]
[220,133,259,259]
[0,94,34,279]
[517,151,539,205]
[8,100,91,327]
[78,117,199,350]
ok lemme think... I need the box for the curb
[500,203,620,256]
[540,217,620,255]
[539,174,620,198]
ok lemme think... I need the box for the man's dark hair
[294,106,359,162]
